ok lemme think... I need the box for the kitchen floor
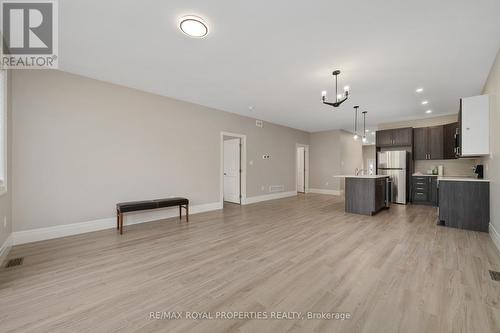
[1,194,499,332]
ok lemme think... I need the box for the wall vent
[5,257,24,268]
[269,185,284,193]
[490,270,500,281]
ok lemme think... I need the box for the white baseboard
[308,188,343,196]
[0,233,13,266]
[490,223,500,254]
[243,191,297,205]
[12,202,222,246]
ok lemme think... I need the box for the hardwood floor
[1,194,500,332]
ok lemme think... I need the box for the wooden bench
[116,197,189,234]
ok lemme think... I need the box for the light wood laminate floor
[1,194,500,333]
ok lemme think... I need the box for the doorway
[220,132,246,205]
[296,144,309,193]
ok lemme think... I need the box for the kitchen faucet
[355,168,367,176]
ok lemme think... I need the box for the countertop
[412,173,438,177]
[437,176,490,182]
[335,175,389,179]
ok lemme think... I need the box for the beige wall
[362,145,376,171]
[309,129,363,191]
[11,70,309,231]
[481,48,500,236]
[378,114,458,130]
[0,71,12,256]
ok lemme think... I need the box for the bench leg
[186,204,189,222]
[179,205,182,221]
[119,213,124,235]
[116,210,120,230]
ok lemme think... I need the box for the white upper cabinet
[460,94,490,157]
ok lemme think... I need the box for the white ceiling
[59,0,500,133]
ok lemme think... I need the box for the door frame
[295,143,309,193]
[220,132,247,205]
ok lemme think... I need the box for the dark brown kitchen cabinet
[443,122,459,159]
[412,126,444,160]
[439,180,489,232]
[428,126,444,160]
[376,130,393,147]
[411,176,438,206]
[392,128,413,146]
[376,127,413,147]
[413,128,427,160]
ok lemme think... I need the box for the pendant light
[362,111,368,143]
[353,106,359,140]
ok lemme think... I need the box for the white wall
[11,70,309,232]
[481,48,500,249]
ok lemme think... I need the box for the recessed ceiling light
[425,110,432,114]
[421,100,428,105]
[416,88,424,93]
[179,16,209,38]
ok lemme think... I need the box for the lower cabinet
[411,176,438,206]
[438,180,489,232]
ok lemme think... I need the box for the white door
[297,147,305,193]
[223,138,241,203]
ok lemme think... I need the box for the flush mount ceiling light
[179,16,209,38]
[416,88,424,93]
[321,70,350,108]
[421,100,428,105]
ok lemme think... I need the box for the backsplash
[414,159,478,177]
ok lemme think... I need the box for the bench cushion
[154,197,189,208]
[117,198,188,213]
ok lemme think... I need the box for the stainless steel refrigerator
[377,151,408,204]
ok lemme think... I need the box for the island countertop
[335,175,389,179]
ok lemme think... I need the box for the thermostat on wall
[256,119,263,128]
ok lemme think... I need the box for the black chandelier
[321,70,350,107]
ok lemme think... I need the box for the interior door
[297,147,305,193]
[223,138,241,204]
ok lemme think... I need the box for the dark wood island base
[344,176,390,216]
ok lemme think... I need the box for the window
[0,70,6,194]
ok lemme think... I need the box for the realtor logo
[1,0,58,68]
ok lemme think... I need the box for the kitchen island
[335,175,390,216]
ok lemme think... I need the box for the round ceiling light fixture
[179,16,209,38]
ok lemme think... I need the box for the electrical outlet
[3,216,6,228]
